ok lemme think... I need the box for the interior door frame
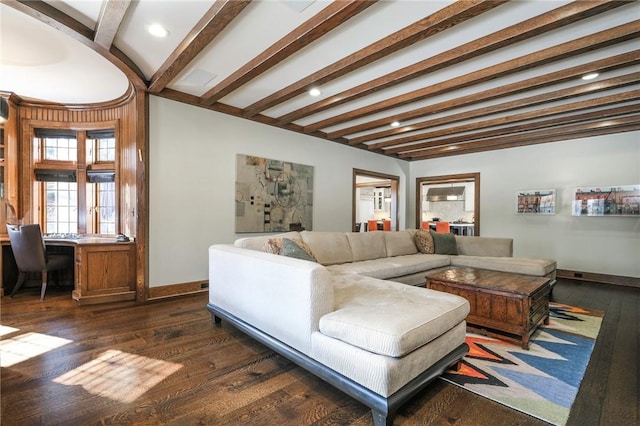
[353,168,399,232]
[415,172,480,235]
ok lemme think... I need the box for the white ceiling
[1,0,638,159]
[0,3,128,103]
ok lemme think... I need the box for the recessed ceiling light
[390,121,400,127]
[582,72,599,81]
[148,24,169,38]
[309,88,321,97]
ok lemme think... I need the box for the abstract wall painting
[235,154,313,233]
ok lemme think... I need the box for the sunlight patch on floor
[0,325,19,337]
[0,331,73,367]
[53,349,182,403]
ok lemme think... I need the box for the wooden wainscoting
[556,269,640,288]
[147,280,208,300]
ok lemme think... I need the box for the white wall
[148,96,409,287]
[149,96,639,285]
[410,132,640,278]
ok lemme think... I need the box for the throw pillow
[414,229,434,254]
[264,237,285,254]
[279,238,317,262]
[430,230,458,255]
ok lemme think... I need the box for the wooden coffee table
[425,267,550,349]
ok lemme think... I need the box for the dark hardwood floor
[1,278,637,425]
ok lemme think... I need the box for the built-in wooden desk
[2,235,136,305]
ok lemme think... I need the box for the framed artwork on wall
[235,154,314,233]
[572,185,640,216]
[516,189,556,214]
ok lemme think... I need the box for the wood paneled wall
[5,85,148,301]
[1,99,19,232]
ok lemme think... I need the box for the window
[46,181,78,233]
[44,136,77,161]
[86,131,116,234]
[33,127,117,235]
[98,138,115,162]
[87,181,116,234]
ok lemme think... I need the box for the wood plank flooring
[1,278,637,425]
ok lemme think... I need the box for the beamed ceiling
[1,0,639,160]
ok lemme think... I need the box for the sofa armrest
[208,244,333,355]
[454,236,513,257]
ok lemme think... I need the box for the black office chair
[6,224,73,301]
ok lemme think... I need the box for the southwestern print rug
[441,303,603,426]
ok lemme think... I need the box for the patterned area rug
[441,303,603,426]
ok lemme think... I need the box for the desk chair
[435,221,451,233]
[6,224,74,301]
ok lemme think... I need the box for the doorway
[353,169,399,232]
[415,173,480,235]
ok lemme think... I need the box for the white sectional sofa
[207,230,556,425]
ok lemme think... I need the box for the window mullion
[76,131,87,234]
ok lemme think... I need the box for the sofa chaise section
[314,273,469,396]
[208,243,469,426]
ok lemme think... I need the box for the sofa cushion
[346,232,387,261]
[455,235,513,257]
[326,253,451,280]
[311,322,466,397]
[319,274,470,357]
[451,255,556,276]
[384,231,418,257]
[413,229,434,254]
[430,230,458,255]
[300,231,354,265]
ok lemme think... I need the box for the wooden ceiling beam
[338,51,640,142]
[392,103,640,156]
[282,0,630,127]
[406,117,640,160]
[242,0,507,118]
[354,73,640,146]
[94,0,132,50]
[148,0,252,93]
[376,90,640,150]
[369,88,640,152]
[408,124,640,160]
[315,19,640,136]
[199,0,376,106]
